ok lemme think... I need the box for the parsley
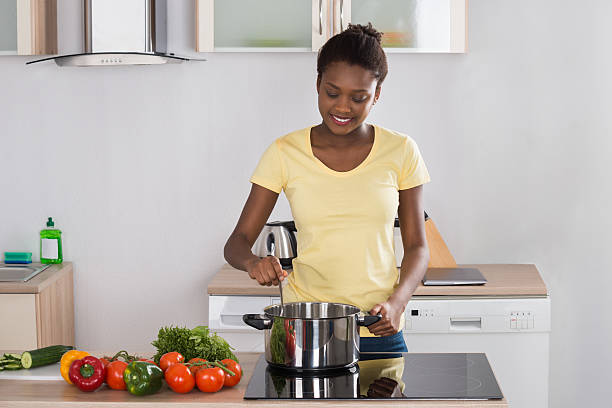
[151,325,237,364]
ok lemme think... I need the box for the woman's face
[317,61,380,136]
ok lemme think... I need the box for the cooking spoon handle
[268,241,284,314]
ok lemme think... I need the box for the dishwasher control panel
[405,297,550,333]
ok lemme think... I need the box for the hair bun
[346,22,383,44]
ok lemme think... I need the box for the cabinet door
[336,0,466,53]
[197,0,331,52]
[0,0,18,54]
[1,0,57,56]
[0,294,37,350]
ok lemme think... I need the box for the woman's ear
[373,86,381,104]
[316,75,321,94]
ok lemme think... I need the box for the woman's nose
[334,97,351,114]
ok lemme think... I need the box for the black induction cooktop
[244,352,504,400]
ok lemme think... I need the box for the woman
[224,23,430,352]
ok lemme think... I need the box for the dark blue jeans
[359,331,408,361]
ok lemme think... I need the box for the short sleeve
[250,140,286,193]
[399,137,431,190]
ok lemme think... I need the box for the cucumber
[20,345,74,369]
[2,363,22,370]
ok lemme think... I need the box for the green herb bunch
[270,317,286,364]
[151,325,237,364]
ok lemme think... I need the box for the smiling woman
[224,23,430,353]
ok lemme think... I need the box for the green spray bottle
[40,217,63,264]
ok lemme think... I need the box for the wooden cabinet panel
[35,270,75,348]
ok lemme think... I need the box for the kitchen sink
[0,263,51,282]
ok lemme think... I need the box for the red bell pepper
[284,320,296,359]
[69,355,106,392]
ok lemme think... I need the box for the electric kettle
[252,221,297,270]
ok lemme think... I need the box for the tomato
[106,360,128,390]
[138,358,158,366]
[165,363,195,393]
[99,357,111,369]
[187,358,207,379]
[195,367,225,392]
[159,352,184,372]
[220,359,242,387]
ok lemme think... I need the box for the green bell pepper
[123,361,163,396]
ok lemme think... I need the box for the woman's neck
[314,122,373,148]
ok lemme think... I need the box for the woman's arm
[368,185,430,336]
[224,183,286,286]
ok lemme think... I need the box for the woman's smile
[330,113,353,126]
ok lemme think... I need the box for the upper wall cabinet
[0,0,57,56]
[196,0,466,53]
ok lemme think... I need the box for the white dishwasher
[404,295,551,408]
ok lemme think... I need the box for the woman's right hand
[246,256,287,286]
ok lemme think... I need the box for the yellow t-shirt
[250,124,430,336]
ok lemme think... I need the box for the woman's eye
[353,97,367,103]
[326,92,338,98]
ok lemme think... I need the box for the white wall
[0,1,610,406]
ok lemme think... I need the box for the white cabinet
[196,0,466,53]
[0,294,38,350]
[208,295,280,352]
[0,0,57,56]
[342,0,467,53]
[197,0,329,52]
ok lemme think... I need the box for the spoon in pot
[269,241,284,316]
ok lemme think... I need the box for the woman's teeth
[331,114,352,125]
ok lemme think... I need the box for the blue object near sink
[4,252,32,264]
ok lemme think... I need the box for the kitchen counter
[0,352,508,407]
[208,263,547,297]
[0,262,72,294]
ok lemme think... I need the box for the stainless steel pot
[243,302,381,370]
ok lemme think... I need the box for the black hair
[317,23,388,89]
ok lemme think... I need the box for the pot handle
[242,314,273,330]
[357,314,382,327]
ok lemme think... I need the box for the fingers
[269,256,286,282]
[366,305,401,336]
[247,257,285,286]
[368,321,398,337]
[370,303,383,316]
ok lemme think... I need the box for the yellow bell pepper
[60,350,90,384]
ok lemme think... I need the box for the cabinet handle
[319,0,323,35]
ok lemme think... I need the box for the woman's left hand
[367,298,406,337]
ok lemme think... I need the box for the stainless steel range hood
[28,0,192,66]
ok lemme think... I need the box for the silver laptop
[422,267,487,286]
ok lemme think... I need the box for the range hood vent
[28,0,194,66]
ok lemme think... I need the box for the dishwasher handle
[450,316,482,330]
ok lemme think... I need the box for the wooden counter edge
[207,263,548,297]
[0,262,73,294]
